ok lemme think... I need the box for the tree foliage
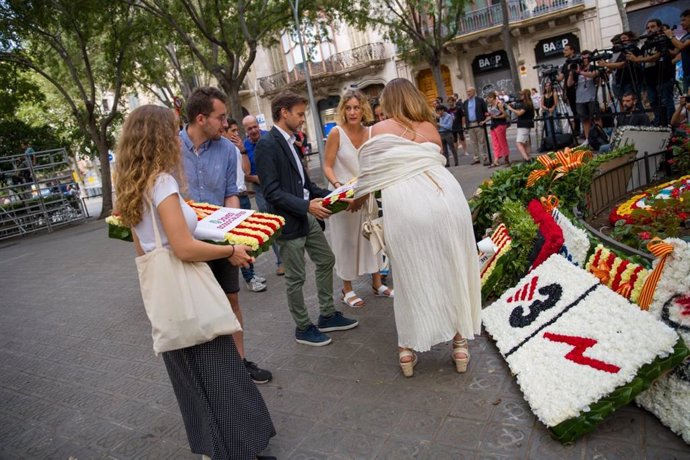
[0,0,142,217]
[0,63,45,120]
[346,0,466,100]
[135,0,333,127]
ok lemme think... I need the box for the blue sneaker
[295,324,332,346]
[317,311,359,332]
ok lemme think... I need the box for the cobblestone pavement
[1,149,689,459]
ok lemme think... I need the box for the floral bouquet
[106,201,285,257]
[321,180,356,214]
[482,254,688,444]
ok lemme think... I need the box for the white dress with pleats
[356,134,482,351]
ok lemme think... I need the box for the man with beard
[180,87,272,384]
[255,91,359,346]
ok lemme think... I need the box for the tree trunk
[430,62,447,101]
[95,135,113,218]
[501,0,521,93]
[218,78,246,135]
[615,0,629,31]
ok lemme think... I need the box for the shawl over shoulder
[355,134,445,198]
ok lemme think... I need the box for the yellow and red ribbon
[540,195,560,213]
[637,238,674,310]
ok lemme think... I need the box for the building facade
[238,0,688,151]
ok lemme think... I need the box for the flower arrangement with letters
[106,201,285,255]
[482,254,688,444]
[635,238,690,445]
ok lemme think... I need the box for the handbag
[133,202,242,354]
[361,193,386,258]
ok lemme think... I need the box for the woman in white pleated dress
[322,89,393,308]
[352,79,482,377]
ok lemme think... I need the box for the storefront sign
[472,50,510,74]
[534,33,580,62]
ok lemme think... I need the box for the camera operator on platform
[567,50,598,142]
[626,19,675,125]
[664,9,690,92]
[558,43,582,138]
[597,32,643,103]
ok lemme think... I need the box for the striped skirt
[162,335,275,459]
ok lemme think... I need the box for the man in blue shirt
[243,115,284,276]
[180,87,272,384]
[462,88,489,165]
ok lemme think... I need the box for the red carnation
[672,188,681,199]
[639,231,652,240]
[679,212,689,220]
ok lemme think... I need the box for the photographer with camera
[626,19,675,125]
[558,43,582,138]
[567,50,598,142]
[505,89,535,162]
[664,9,690,92]
[597,32,643,103]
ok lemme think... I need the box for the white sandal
[399,349,417,377]
[374,284,394,298]
[342,290,365,308]
[452,338,470,373]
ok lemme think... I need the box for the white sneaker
[246,277,267,292]
[253,274,266,283]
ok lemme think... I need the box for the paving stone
[435,416,484,450]
[585,436,646,460]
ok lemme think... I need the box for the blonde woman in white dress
[352,79,482,377]
[322,89,393,308]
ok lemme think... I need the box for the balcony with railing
[258,42,387,94]
[459,0,585,36]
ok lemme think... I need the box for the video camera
[506,94,521,105]
[611,42,638,54]
[565,54,584,71]
[590,49,613,62]
[533,64,559,80]
[630,26,675,51]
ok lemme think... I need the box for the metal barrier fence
[0,148,86,240]
[587,150,669,218]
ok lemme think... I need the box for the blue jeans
[543,111,560,138]
[646,80,675,125]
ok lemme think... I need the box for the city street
[1,142,689,459]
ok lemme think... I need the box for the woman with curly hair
[322,89,392,308]
[114,105,275,460]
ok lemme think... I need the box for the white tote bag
[134,203,242,354]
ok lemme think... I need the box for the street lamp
[289,0,325,175]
